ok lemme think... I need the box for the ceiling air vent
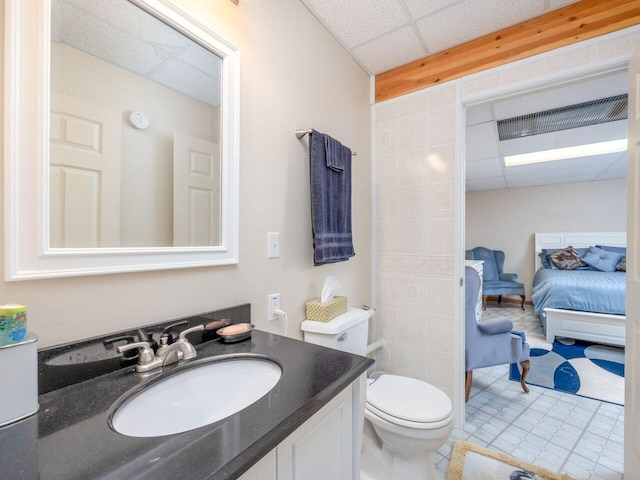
[497,94,628,141]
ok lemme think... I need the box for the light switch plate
[268,232,280,258]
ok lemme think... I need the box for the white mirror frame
[4,0,240,281]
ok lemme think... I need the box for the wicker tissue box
[305,296,348,322]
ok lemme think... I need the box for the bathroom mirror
[4,0,239,280]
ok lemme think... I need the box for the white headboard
[534,232,626,271]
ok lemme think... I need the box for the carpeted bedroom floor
[434,302,624,480]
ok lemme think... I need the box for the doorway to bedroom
[458,68,627,479]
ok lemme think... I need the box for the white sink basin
[111,355,282,437]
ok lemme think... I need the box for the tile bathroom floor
[433,303,624,480]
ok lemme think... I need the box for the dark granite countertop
[0,328,373,480]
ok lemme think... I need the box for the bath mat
[509,339,624,405]
[446,440,575,480]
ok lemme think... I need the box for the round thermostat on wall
[129,111,149,130]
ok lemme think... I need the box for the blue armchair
[466,246,525,310]
[465,266,530,402]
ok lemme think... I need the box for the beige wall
[1,0,372,348]
[466,179,627,299]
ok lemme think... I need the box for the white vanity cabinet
[238,449,277,480]
[277,385,353,480]
[238,380,359,480]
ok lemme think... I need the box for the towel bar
[295,129,357,155]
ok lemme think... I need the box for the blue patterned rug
[509,339,625,405]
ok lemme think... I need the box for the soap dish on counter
[216,323,255,343]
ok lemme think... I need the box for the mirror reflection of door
[173,133,221,247]
[49,95,122,248]
[49,0,223,249]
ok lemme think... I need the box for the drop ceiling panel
[466,123,499,161]
[595,155,628,180]
[416,0,545,54]
[504,152,624,176]
[403,0,460,18]
[148,58,220,106]
[506,167,604,188]
[52,2,165,76]
[466,157,504,179]
[302,0,410,48]
[466,176,507,191]
[466,104,494,126]
[352,26,426,74]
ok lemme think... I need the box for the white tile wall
[373,82,457,395]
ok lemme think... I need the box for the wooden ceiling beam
[375,0,640,103]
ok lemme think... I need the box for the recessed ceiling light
[504,139,628,167]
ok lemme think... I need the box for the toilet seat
[366,374,453,430]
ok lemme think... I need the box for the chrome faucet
[156,324,204,365]
[117,324,204,373]
[117,341,163,373]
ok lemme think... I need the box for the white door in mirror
[129,111,149,130]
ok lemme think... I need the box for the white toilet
[301,308,454,480]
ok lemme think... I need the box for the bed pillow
[538,251,555,269]
[582,246,624,272]
[548,246,586,270]
[595,245,626,256]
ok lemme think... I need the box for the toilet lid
[366,375,452,424]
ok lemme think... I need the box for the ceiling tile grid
[300,0,580,75]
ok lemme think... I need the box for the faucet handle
[117,341,156,368]
[161,320,189,344]
[103,334,136,346]
[163,320,188,335]
[178,324,205,341]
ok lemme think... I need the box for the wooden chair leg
[465,370,473,402]
[519,360,530,394]
[520,295,525,310]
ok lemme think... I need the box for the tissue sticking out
[321,275,342,303]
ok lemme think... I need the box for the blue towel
[309,130,355,265]
[324,135,347,172]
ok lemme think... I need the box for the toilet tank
[301,308,372,356]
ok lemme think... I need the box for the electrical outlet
[268,293,280,321]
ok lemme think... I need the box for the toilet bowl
[361,374,453,480]
[300,309,454,480]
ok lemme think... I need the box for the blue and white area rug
[509,340,625,405]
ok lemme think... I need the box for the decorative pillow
[540,247,590,270]
[582,246,624,272]
[616,257,626,272]
[548,246,586,270]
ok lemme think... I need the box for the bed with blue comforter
[532,268,626,330]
